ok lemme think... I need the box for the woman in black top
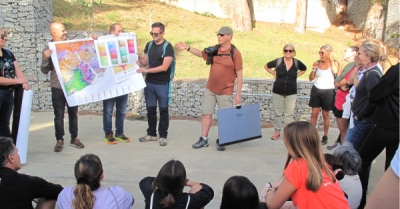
[139,160,214,209]
[264,43,307,140]
[0,29,29,138]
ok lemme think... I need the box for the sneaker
[70,138,84,149]
[104,133,117,145]
[192,137,209,149]
[54,140,64,152]
[327,141,340,150]
[159,138,167,146]
[321,136,328,145]
[216,139,225,151]
[115,134,130,143]
[139,135,158,142]
[271,132,280,140]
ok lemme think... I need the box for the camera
[204,45,219,65]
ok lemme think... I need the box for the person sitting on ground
[262,121,350,209]
[0,137,63,209]
[139,160,214,209]
[324,153,345,180]
[332,146,362,209]
[220,176,259,209]
[57,154,134,209]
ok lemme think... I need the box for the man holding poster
[41,22,84,152]
[102,23,131,145]
[137,22,174,146]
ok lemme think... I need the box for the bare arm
[186,180,203,194]
[264,64,276,78]
[265,177,296,209]
[137,53,148,67]
[137,56,173,74]
[309,61,319,81]
[235,70,242,105]
[365,166,399,209]
[176,42,202,57]
[297,70,306,77]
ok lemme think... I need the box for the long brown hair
[283,121,336,191]
[72,154,103,209]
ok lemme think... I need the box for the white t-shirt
[339,175,362,209]
[314,67,335,89]
[391,148,399,177]
[57,186,133,209]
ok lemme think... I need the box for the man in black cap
[176,26,243,151]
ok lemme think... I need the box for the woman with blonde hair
[57,154,134,209]
[139,160,214,209]
[262,121,349,209]
[264,43,307,140]
[309,44,341,145]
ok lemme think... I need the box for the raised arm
[176,42,202,57]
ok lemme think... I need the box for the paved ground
[22,112,386,209]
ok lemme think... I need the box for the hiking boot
[115,134,130,143]
[139,135,158,142]
[327,141,340,150]
[54,140,64,152]
[271,132,280,140]
[321,136,328,145]
[216,139,225,151]
[159,138,167,146]
[104,133,117,145]
[192,137,209,149]
[70,138,84,149]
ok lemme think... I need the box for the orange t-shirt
[201,45,243,95]
[284,158,350,209]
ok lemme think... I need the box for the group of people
[265,39,399,209]
[0,19,399,209]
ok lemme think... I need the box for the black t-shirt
[144,40,175,84]
[0,167,63,209]
[0,48,16,80]
[267,57,307,96]
[139,176,214,209]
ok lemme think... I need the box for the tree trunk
[294,0,307,34]
[362,3,383,39]
[90,0,94,30]
[231,0,252,31]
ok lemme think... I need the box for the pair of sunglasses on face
[284,49,294,53]
[149,32,163,37]
[0,34,7,40]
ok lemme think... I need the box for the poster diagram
[95,33,139,83]
[49,37,145,107]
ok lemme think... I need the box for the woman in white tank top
[308,44,340,146]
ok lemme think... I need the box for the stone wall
[383,0,400,47]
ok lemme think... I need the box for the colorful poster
[95,33,139,83]
[48,38,145,107]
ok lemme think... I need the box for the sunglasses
[217,33,226,37]
[284,49,294,53]
[0,34,6,40]
[319,51,324,55]
[150,32,163,37]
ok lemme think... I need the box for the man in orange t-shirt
[176,26,243,151]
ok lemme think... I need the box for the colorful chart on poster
[49,37,145,107]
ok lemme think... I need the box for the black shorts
[308,85,335,111]
[332,105,344,118]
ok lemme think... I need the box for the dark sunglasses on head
[217,33,225,37]
[150,32,163,37]
[0,34,7,40]
[319,51,324,55]
[284,49,293,53]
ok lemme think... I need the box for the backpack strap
[2,48,12,57]
[276,57,298,69]
[230,44,236,62]
[146,41,154,68]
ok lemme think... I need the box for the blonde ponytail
[72,184,96,209]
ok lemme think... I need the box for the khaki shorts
[202,88,233,115]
